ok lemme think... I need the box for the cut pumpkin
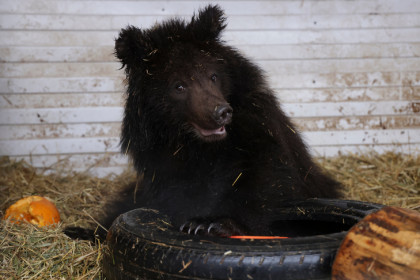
[3,196,60,227]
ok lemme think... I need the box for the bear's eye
[175,84,185,92]
[210,74,217,82]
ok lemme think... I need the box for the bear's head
[115,5,238,158]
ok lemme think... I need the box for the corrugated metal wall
[0,0,419,176]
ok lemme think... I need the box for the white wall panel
[0,0,419,175]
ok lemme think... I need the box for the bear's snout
[213,104,233,126]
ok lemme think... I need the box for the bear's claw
[180,218,247,237]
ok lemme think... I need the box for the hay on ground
[318,152,420,210]
[0,221,101,280]
[0,152,419,279]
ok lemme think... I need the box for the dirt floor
[0,152,419,279]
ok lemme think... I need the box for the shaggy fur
[99,5,341,237]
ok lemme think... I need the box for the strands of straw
[0,152,418,279]
[0,221,102,280]
[318,152,420,210]
[0,156,136,228]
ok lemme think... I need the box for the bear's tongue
[194,125,226,136]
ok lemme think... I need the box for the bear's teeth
[197,126,225,136]
[192,123,227,137]
[202,127,225,136]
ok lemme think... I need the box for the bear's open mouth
[192,123,227,139]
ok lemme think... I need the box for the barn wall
[0,0,419,176]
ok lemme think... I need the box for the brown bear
[66,5,341,240]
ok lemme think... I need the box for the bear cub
[70,5,341,239]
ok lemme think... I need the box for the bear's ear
[115,26,151,71]
[189,5,227,41]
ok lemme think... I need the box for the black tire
[102,199,383,280]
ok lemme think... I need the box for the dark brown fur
[66,5,341,240]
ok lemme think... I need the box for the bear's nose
[213,104,233,126]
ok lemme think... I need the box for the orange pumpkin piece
[3,196,60,227]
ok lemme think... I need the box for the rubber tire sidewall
[102,199,383,280]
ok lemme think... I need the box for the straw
[0,152,418,279]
